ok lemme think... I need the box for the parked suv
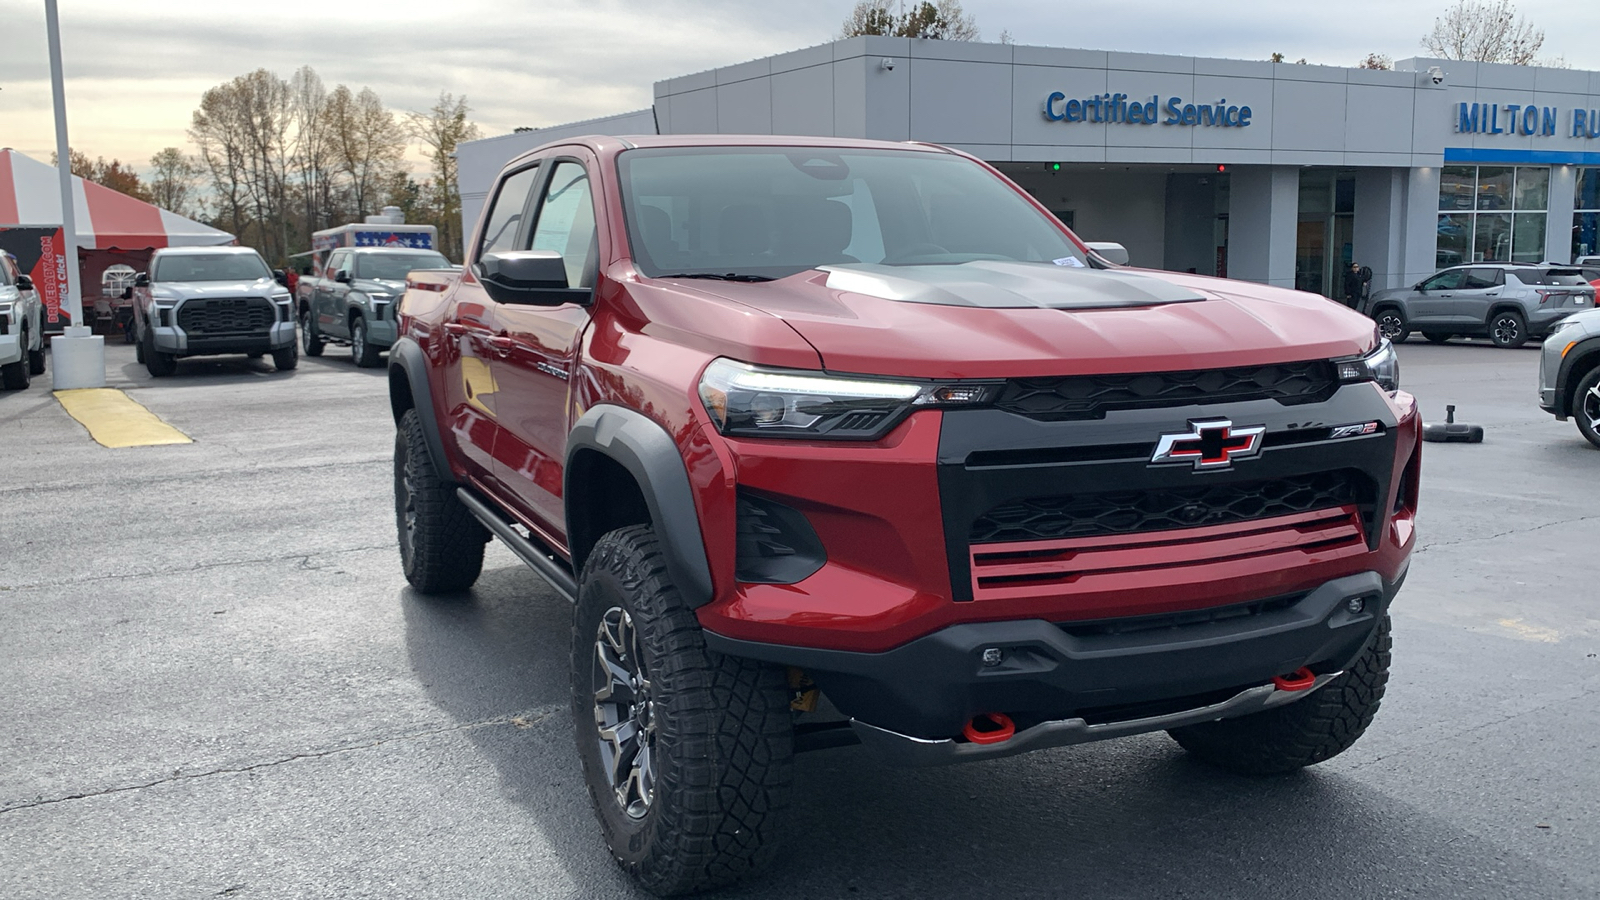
[1368,263,1594,347]
[388,135,1419,895]
[299,247,452,367]
[0,250,46,390]
[131,247,297,376]
[1538,307,1600,447]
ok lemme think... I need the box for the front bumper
[707,569,1399,744]
[367,318,398,348]
[0,333,21,365]
[151,320,295,356]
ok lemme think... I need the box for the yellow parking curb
[54,388,193,448]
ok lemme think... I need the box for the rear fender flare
[387,337,456,484]
[565,405,714,607]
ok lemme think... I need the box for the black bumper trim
[705,570,1398,740]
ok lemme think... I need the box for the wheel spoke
[591,606,654,819]
[1584,384,1600,430]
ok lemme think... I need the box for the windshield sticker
[1053,256,1085,267]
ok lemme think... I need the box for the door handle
[442,322,469,336]
[487,336,515,357]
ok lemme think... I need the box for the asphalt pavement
[1,336,1596,899]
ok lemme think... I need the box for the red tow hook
[963,712,1016,745]
[1272,667,1317,692]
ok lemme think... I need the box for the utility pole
[45,0,106,388]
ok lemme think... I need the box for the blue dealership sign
[1044,92,1252,128]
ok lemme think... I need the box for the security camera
[1428,66,1444,85]
[880,57,896,71]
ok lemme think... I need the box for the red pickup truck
[389,135,1418,895]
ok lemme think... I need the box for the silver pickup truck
[131,246,298,377]
[299,247,453,367]
[0,251,46,390]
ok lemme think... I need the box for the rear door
[437,162,544,486]
[1442,267,1505,326]
[489,155,600,540]
[315,250,350,338]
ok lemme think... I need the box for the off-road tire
[573,525,794,897]
[1489,310,1527,348]
[143,327,177,377]
[351,316,381,368]
[1422,331,1453,344]
[28,342,45,376]
[1168,616,1391,775]
[1573,365,1600,450]
[1,339,29,390]
[1373,307,1410,344]
[302,318,324,357]
[135,333,145,363]
[394,408,487,592]
[272,341,298,371]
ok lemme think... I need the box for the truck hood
[153,278,285,301]
[683,262,1380,378]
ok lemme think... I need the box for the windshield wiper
[659,272,775,282]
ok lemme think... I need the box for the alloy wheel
[352,322,365,364]
[592,606,655,819]
[1377,312,1405,342]
[399,461,417,558]
[1584,383,1600,435]
[1492,315,1522,346]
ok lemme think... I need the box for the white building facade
[456,36,1600,297]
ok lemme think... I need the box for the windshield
[355,251,451,281]
[154,253,271,283]
[617,147,1086,279]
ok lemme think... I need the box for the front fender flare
[1555,334,1600,417]
[566,405,714,607]
[388,336,456,484]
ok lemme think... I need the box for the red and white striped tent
[0,148,232,248]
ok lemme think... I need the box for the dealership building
[456,36,1600,297]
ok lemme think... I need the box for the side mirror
[135,272,149,287]
[273,269,287,286]
[1084,241,1130,266]
[121,286,132,300]
[477,250,590,306]
[15,274,32,291]
[301,266,313,276]
[335,270,351,284]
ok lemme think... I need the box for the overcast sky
[2,0,1596,175]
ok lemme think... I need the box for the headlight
[1548,316,1584,337]
[1334,338,1400,393]
[698,358,995,440]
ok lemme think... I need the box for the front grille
[177,297,273,334]
[971,470,1366,544]
[994,360,1339,421]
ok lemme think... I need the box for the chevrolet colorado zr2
[386,135,1419,895]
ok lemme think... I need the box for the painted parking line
[54,388,193,448]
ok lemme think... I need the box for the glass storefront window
[1437,214,1471,268]
[1575,211,1600,260]
[1477,167,1514,210]
[1511,213,1546,263]
[1514,168,1549,211]
[1438,165,1548,264]
[1440,166,1476,210]
[1474,213,1512,261]
[1574,169,1600,260]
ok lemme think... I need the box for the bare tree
[289,66,339,237]
[324,85,407,220]
[1358,52,1394,70]
[840,1,979,40]
[189,69,297,262]
[1423,0,1544,65]
[407,92,481,261]
[148,148,200,216]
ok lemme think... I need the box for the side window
[1421,269,1466,291]
[1462,268,1502,289]
[529,161,599,289]
[479,165,540,259]
[0,258,13,287]
[327,251,349,278]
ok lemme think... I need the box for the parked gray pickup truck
[131,246,298,377]
[299,247,453,367]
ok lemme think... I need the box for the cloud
[2,0,1597,170]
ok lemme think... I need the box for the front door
[1443,266,1505,327]
[317,249,352,339]
[489,158,599,540]
[1408,268,1466,325]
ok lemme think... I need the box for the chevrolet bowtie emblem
[1151,418,1266,470]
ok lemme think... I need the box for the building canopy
[0,148,233,250]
